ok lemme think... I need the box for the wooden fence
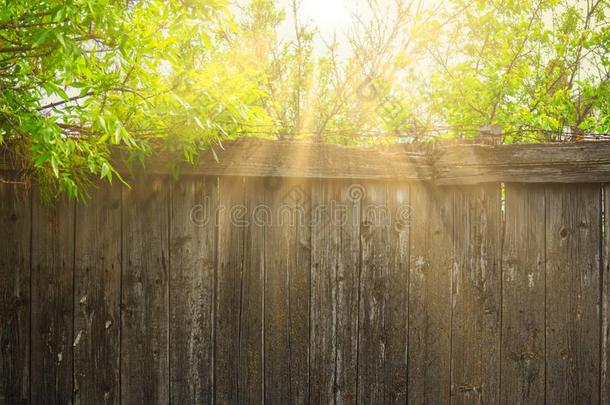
[1,139,610,404]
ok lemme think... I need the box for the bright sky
[275,0,363,54]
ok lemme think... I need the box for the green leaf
[32,30,52,47]
[56,87,70,101]
[114,125,123,143]
[50,156,59,177]
[34,151,50,166]
[55,31,66,48]
[98,116,107,131]
[210,147,219,162]
[100,162,111,180]
[194,116,206,130]
[47,82,70,101]
[79,86,91,97]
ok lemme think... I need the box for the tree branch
[37,92,94,111]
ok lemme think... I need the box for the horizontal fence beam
[435,143,610,184]
[174,139,434,180]
[3,138,610,184]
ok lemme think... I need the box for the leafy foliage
[1,0,609,198]
[0,0,270,198]
[429,0,610,141]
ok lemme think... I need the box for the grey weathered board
[0,180,30,404]
[501,184,546,404]
[169,177,216,404]
[31,189,74,405]
[215,176,245,404]
[408,183,453,404]
[451,185,502,404]
[263,177,310,404]
[121,177,170,404]
[357,181,409,403]
[310,180,360,404]
[1,173,609,404]
[4,139,607,184]
[73,182,121,404]
[238,177,265,404]
[545,184,601,404]
[603,184,610,405]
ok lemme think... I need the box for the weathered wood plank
[288,179,311,405]
[181,140,610,184]
[358,181,388,403]
[238,177,265,404]
[408,183,453,404]
[309,179,336,404]
[310,180,361,404]
[0,181,30,404]
[31,190,74,404]
[263,177,310,404]
[73,182,121,404]
[500,184,545,404]
[8,141,610,183]
[435,143,610,184]
[603,184,610,405]
[169,177,216,404]
[358,181,409,403]
[121,177,169,404]
[451,185,502,404]
[215,176,245,404]
[149,139,433,181]
[545,184,601,404]
[383,183,410,402]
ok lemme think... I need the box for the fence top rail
[3,138,610,184]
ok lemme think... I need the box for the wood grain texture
[358,181,409,403]
[215,176,245,404]
[263,177,310,404]
[451,185,502,405]
[287,179,311,405]
[0,181,30,404]
[383,183,410,403]
[7,141,610,184]
[31,190,74,405]
[545,184,601,404]
[501,184,546,405]
[137,139,433,181]
[169,177,216,404]
[73,182,121,405]
[435,143,610,184]
[121,177,170,404]
[408,183,453,405]
[10,141,610,184]
[310,180,361,404]
[174,141,610,184]
[4,172,610,404]
[603,184,610,405]
[238,177,265,404]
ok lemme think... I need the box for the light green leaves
[429,0,610,140]
[50,155,59,177]
[1,0,268,200]
[32,29,52,47]
[3,0,609,201]
[100,162,111,180]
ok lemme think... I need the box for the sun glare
[277,0,353,48]
[301,0,351,30]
